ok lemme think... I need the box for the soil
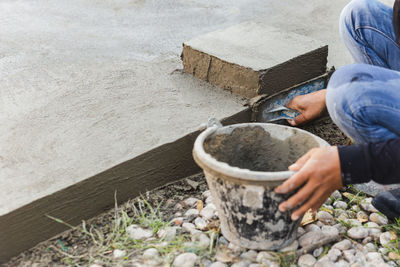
[2,116,348,267]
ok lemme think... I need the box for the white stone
[231,260,252,267]
[343,249,356,263]
[331,190,342,199]
[367,252,384,262]
[143,248,160,261]
[279,240,299,252]
[126,225,153,240]
[200,205,216,220]
[356,211,369,222]
[192,232,210,249]
[183,197,199,208]
[299,231,326,247]
[317,211,334,224]
[364,243,377,252]
[321,225,339,238]
[351,205,361,212]
[241,250,258,261]
[298,254,317,267]
[157,227,176,241]
[182,222,196,233]
[173,253,198,267]
[313,247,324,257]
[344,219,362,227]
[298,227,306,237]
[379,232,395,247]
[333,223,348,234]
[361,198,379,213]
[327,248,342,262]
[334,201,348,210]
[113,249,126,259]
[194,217,208,230]
[347,227,369,239]
[336,259,350,267]
[256,251,275,263]
[314,259,335,267]
[305,224,320,232]
[184,209,199,221]
[369,213,388,225]
[210,262,228,267]
[206,196,214,205]
[332,239,352,251]
[202,190,211,199]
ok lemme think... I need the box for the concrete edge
[181,44,260,98]
[0,108,252,263]
[258,45,328,95]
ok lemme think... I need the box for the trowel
[250,71,332,123]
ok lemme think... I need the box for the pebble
[347,227,369,239]
[126,225,153,240]
[205,196,213,205]
[142,248,160,261]
[388,252,400,260]
[379,247,390,255]
[356,211,369,223]
[172,217,184,226]
[200,205,216,220]
[256,251,275,263]
[184,209,200,221]
[361,198,379,213]
[325,197,333,205]
[332,239,352,251]
[336,259,350,267]
[343,249,355,263]
[321,225,339,238]
[297,227,306,237]
[367,252,384,262]
[362,237,373,244]
[157,227,177,241]
[313,247,324,257]
[365,222,381,235]
[231,260,251,267]
[344,219,362,227]
[380,232,395,247]
[298,254,317,267]
[240,250,258,262]
[333,223,348,235]
[218,236,229,246]
[173,253,198,267]
[369,213,388,225]
[210,262,228,267]
[113,249,126,259]
[327,248,342,261]
[202,190,211,199]
[192,232,210,249]
[351,205,361,212]
[334,200,348,210]
[304,224,320,232]
[337,213,350,221]
[182,222,196,234]
[299,231,326,247]
[194,217,208,230]
[331,190,342,199]
[314,259,335,267]
[183,198,199,208]
[364,243,377,252]
[317,211,334,224]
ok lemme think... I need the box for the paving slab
[182,22,327,98]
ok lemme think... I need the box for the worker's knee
[339,0,373,41]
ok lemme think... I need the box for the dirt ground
[3,117,348,267]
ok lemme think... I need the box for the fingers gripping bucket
[193,119,329,250]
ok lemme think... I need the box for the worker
[275,0,400,220]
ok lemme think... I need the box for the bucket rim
[193,122,329,182]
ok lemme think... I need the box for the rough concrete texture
[182,22,328,98]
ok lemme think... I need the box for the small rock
[231,260,251,267]
[126,225,153,240]
[201,259,212,267]
[142,248,160,261]
[205,196,213,205]
[347,227,369,239]
[202,190,211,199]
[297,227,306,237]
[362,236,373,244]
[184,209,200,221]
[337,213,350,221]
[192,232,210,249]
[388,251,400,260]
[369,213,388,225]
[298,254,317,267]
[316,221,325,227]
[361,198,379,213]
[380,232,396,247]
[228,242,243,253]
[335,259,350,267]
[334,201,348,210]
[240,250,258,262]
[367,252,384,262]
[305,224,320,232]
[333,223,348,234]
[218,236,229,245]
[331,190,342,199]
[210,262,228,267]
[325,197,333,205]
[379,247,390,255]
[321,225,339,238]
[113,249,126,259]
[332,239,352,251]
[356,211,369,223]
[343,249,355,263]
[89,264,103,267]
[317,211,334,224]
[364,243,377,252]
[299,231,326,247]
[194,217,208,230]
[157,227,176,241]
[200,205,216,220]
[248,264,263,267]
[279,240,299,252]
[365,222,382,235]
[182,222,196,233]
[344,219,362,227]
[172,217,184,226]
[256,251,275,263]
[313,247,324,257]
[173,253,198,267]
[175,203,184,211]
[327,248,342,262]
[351,205,361,212]
[314,259,335,267]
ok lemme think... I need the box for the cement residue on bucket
[203,126,318,172]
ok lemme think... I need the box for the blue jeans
[327,0,400,143]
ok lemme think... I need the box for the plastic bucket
[193,119,329,250]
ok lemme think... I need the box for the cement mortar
[204,126,318,172]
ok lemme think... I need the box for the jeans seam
[355,25,400,49]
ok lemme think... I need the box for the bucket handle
[198,118,223,132]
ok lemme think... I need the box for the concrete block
[182,22,328,98]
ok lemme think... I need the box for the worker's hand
[274,146,342,221]
[286,89,327,126]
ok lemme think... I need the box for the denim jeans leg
[340,0,400,70]
[326,64,400,143]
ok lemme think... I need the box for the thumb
[287,113,307,126]
[289,149,315,171]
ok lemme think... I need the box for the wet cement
[204,126,318,172]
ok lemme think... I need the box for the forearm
[339,138,400,185]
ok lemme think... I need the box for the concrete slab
[182,22,327,98]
